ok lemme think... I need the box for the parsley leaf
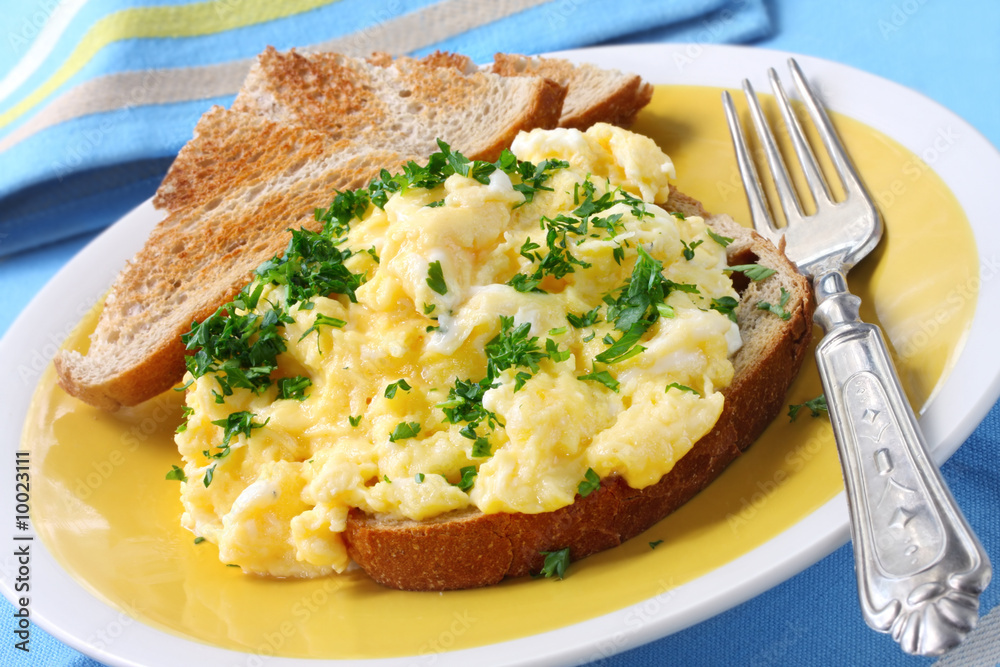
[485,316,547,385]
[594,321,649,364]
[788,394,828,421]
[165,465,187,482]
[537,548,571,579]
[707,229,734,247]
[298,313,347,350]
[454,466,478,491]
[389,421,421,442]
[665,382,700,396]
[211,411,268,450]
[471,437,492,458]
[577,364,620,393]
[726,263,776,281]
[681,239,704,260]
[649,540,664,549]
[710,296,740,323]
[577,468,601,497]
[175,405,195,434]
[757,287,792,320]
[567,306,602,328]
[415,472,425,483]
[426,260,448,295]
[384,378,413,399]
[277,375,312,400]
[349,415,362,427]
[545,338,571,363]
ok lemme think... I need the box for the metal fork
[722,59,991,656]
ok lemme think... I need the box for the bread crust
[343,189,814,591]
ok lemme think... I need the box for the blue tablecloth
[2,1,998,665]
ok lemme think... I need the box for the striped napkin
[0,0,771,257]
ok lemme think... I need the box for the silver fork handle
[812,270,992,656]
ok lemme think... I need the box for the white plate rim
[2,42,999,667]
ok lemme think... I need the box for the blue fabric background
[1,0,998,665]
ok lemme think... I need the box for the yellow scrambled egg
[175,123,741,577]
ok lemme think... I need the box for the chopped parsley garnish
[438,378,501,428]
[423,302,436,315]
[681,239,704,260]
[165,465,187,482]
[577,468,601,497]
[757,287,792,320]
[508,225,592,293]
[537,548,571,579]
[389,421,421,442]
[194,536,205,545]
[414,472,425,483]
[471,437,492,458]
[211,410,268,449]
[277,375,311,400]
[548,326,567,336]
[600,247,699,364]
[454,466,478,491]
[349,415,362,427]
[181,142,568,408]
[545,338,571,363]
[594,322,648,364]
[567,306,602,328]
[426,260,448,295]
[298,313,347,348]
[710,296,740,323]
[485,316,547,386]
[788,394,828,421]
[577,364,620,393]
[665,382,700,396]
[175,405,195,434]
[649,540,664,549]
[180,289,292,400]
[384,378,412,399]
[726,263,776,281]
[707,229,734,247]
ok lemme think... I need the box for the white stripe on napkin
[0,0,551,153]
[0,0,91,104]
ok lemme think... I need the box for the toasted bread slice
[234,48,563,160]
[55,107,418,411]
[491,53,654,130]
[342,189,814,591]
[386,51,654,131]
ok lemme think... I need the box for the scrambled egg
[175,123,741,577]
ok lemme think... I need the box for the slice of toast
[233,48,564,161]
[342,189,815,590]
[491,53,654,130]
[381,51,654,131]
[55,107,419,411]
[57,52,572,411]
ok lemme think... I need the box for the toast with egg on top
[342,190,814,590]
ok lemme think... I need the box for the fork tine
[787,58,870,201]
[721,90,780,244]
[741,78,805,225]
[768,67,833,209]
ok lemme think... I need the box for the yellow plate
[21,79,977,661]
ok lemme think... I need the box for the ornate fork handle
[813,270,992,656]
